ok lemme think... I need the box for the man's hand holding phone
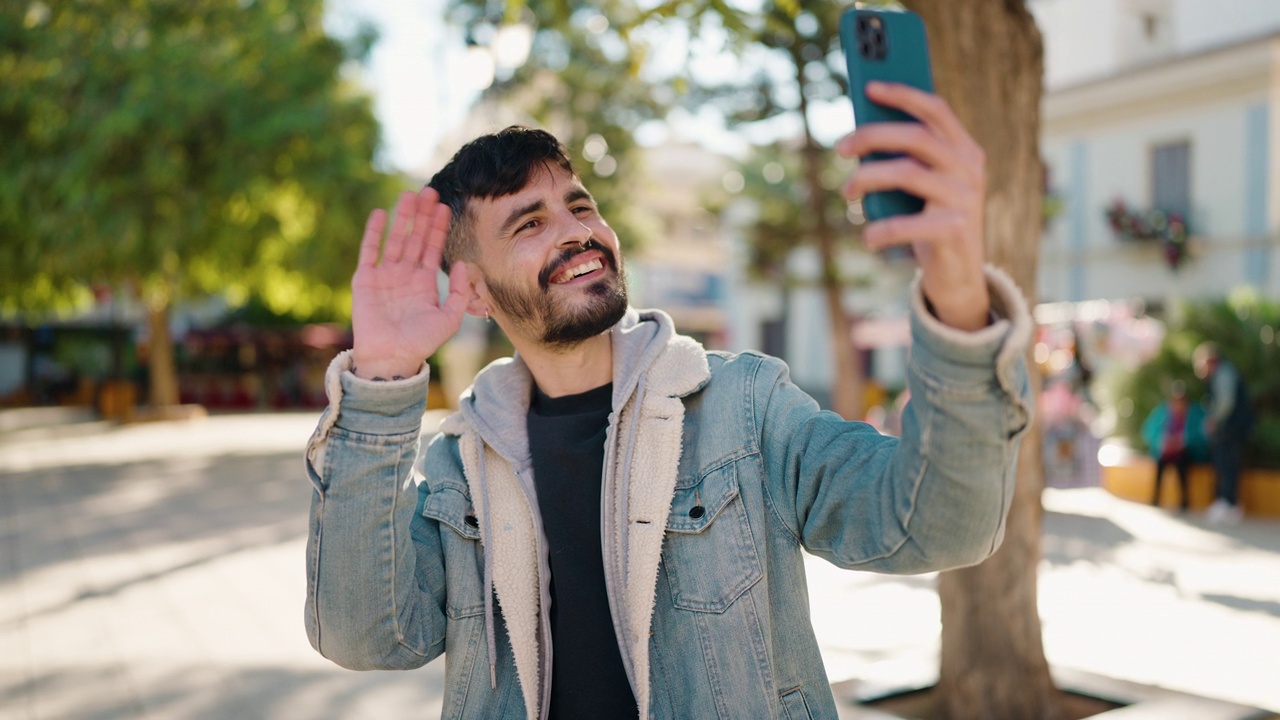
[837,82,991,333]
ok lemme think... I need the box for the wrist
[350,354,423,381]
[924,284,991,332]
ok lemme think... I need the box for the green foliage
[0,0,396,319]
[708,142,860,283]
[448,2,674,251]
[1105,291,1280,469]
[452,1,867,280]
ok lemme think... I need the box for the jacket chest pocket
[420,486,486,619]
[661,458,764,613]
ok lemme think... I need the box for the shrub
[1103,290,1280,469]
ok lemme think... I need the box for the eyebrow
[565,187,593,206]
[498,199,545,238]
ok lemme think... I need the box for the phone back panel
[840,8,935,220]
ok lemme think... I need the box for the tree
[688,4,869,419]
[899,1,1054,718]
[448,2,672,254]
[0,0,392,407]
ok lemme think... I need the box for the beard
[484,239,629,350]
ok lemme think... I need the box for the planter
[1100,453,1280,518]
[834,668,1276,719]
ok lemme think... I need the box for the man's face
[1194,355,1216,379]
[466,164,627,348]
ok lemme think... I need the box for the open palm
[350,188,469,380]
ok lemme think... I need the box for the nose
[555,208,592,249]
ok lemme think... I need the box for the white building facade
[1034,0,1280,304]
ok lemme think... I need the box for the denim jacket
[304,266,1033,719]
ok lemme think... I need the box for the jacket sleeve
[303,350,448,670]
[758,265,1033,574]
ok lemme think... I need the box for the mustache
[537,239,617,290]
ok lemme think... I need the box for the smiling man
[305,85,1033,720]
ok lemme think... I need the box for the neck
[515,331,614,398]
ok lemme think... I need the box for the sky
[323,0,480,174]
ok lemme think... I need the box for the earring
[484,309,491,322]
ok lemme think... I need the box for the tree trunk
[899,1,1055,718]
[792,39,863,421]
[147,295,180,408]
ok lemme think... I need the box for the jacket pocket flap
[667,462,740,534]
[421,489,481,541]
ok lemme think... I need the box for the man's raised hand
[350,188,470,381]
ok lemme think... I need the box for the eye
[518,218,540,233]
[572,205,594,216]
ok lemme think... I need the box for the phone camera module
[856,14,889,60]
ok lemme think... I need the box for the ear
[458,262,490,318]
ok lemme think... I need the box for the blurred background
[2,1,1279,718]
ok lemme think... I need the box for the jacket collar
[441,307,709,449]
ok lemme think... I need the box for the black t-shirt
[527,382,638,719]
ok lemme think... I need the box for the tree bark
[899,1,1055,718]
[792,38,864,421]
[147,294,180,408]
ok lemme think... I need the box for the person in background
[1193,343,1255,524]
[1140,380,1208,511]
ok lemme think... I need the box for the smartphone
[839,7,935,221]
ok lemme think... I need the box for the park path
[1,412,1277,719]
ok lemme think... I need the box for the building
[626,141,734,349]
[1034,0,1280,305]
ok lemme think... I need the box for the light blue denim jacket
[304,267,1033,719]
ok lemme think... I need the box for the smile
[551,257,604,284]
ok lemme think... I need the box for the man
[304,82,1032,719]
[1194,342,1254,524]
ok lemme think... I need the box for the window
[1151,141,1191,221]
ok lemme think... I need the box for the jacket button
[465,515,479,528]
[688,506,705,519]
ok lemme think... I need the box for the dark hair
[428,126,576,269]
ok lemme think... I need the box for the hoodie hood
[436,306,710,719]
[442,306,703,455]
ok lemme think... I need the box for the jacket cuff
[908,264,1033,394]
[322,349,432,436]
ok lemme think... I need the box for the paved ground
[1,412,1277,719]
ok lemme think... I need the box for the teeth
[555,258,603,283]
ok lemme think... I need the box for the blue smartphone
[839,7,935,221]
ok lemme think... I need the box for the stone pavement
[1,412,1277,719]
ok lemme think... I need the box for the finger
[837,124,961,175]
[383,190,417,263]
[865,82,976,151]
[358,209,387,268]
[419,190,453,271]
[843,157,959,207]
[441,261,471,320]
[407,187,437,266]
[862,209,969,249]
